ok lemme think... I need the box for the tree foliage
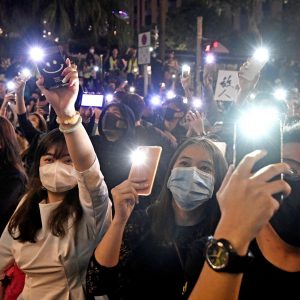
[0,0,133,50]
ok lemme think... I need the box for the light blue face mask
[167,167,215,211]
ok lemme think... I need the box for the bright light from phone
[131,148,147,165]
[205,53,215,64]
[183,97,188,104]
[161,82,166,88]
[249,93,256,100]
[129,86,135,93]
[29,47,44,62]
[193,98,202,108]
[94,66,99,72]
[106,94,114,103]
[172,74,176,79]
[21,68,31,78]
[166,90,176,100]
[151,95,161,106]
[6,81,15,91]
[182,64,190,74]
[238,107,279,139]
[274,88,287,101]
[149,47,154,52]
[253,47,270,63]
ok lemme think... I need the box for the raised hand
[185,110,206,137]
[112,179,149,224]
[216,150,291,251]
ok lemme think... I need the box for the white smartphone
[181,64,191,78]
[81,94,104,108]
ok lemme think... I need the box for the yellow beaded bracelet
[56,111,80,125]
[59,116,82,134]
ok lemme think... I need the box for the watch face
[206,240,229,270]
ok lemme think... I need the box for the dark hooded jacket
[90,103,136,196]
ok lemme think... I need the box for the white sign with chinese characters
[214,70,239,101]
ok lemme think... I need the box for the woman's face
[173,144,214,176]
[40,145,72,168]
[28,115,40,129]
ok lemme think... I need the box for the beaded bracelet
[56,111,80,125]
[59,116,82,134]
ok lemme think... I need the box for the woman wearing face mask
[91,102,136,197]
[0,59,112,299]
[86,137,228,299]
[155,97,189,143]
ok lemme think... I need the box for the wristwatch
[205,236,254,273]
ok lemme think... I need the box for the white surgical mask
[39,161,77,193]
[167,167,215,211]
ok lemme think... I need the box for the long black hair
[8,129,83,243]
[150,137,228,243]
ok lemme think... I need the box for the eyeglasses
[283,158,300,182]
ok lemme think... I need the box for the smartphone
[239,57,266,82]
[181,65,191,78]
[234,117,283,199]
[35,45,68,90]
[81,94,104,108]
[128,146,162,196]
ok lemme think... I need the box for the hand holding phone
[234,107,283,200]
[128,146,162,196]
[181,64,191,78]
[31,44,68,90]
[239,48,269,82]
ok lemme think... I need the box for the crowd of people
[0,41,300,300]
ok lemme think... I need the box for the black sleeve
[17,113,40,144]
[0,173,26,235]
[82,114,96,136]
[86,253,119,296]
[86,211,150,297]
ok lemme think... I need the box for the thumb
[218,165,234,193]
[36,77,47,95]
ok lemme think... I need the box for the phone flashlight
[274,88,287,101]
[6,81,15,91]
[19,68,32,81]
[151,95,161,106]
[253,47,269,63]
[93,66,99,72]
[237,107,279,139]
[29,47,45,62]
[129,86,135,93]
[192,97,202,109]
[131,148,147,166]
[166,90,176,100]
[182,64,190,74]
[106,94,114,103]
[205,53,215,64]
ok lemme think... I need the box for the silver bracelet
[59,116,82,134]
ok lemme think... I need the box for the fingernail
[62,77,67,84]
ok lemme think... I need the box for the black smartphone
[35,45,68,90]
[234,115,283,199]
[81,94,104,108]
